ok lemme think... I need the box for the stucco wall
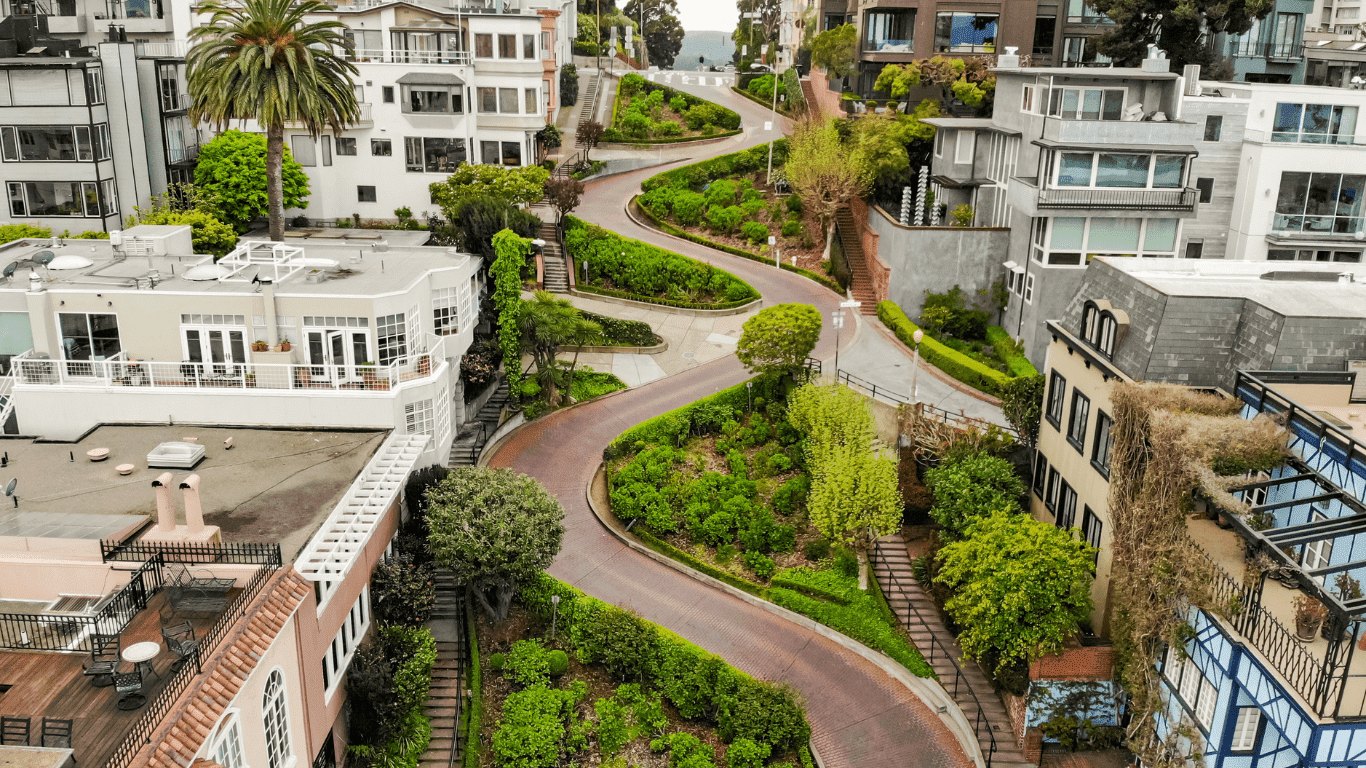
[869,203,1010,323]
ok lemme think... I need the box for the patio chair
[162,621,200,671]
[113,668,146,710]
[0,716,30,746]
[41,718,73,749]
[82,632,121,687]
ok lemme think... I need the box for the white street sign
[764,121,772,131]
[767,236,776,245]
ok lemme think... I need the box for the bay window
[1048,87,1125,120]
[0,125,110,162]
[7,180,110,217]
[404,137,466,173]
[1273,172,1365,233]
[402,83,463,114]
[1031,217,1179,264]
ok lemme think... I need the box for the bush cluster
[580,311,661,347]
[612,73,740,141]
[604,377,787,460]
[347,625,438,767]
[563,216,759,308]
[878,301,1012,396]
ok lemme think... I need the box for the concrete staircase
[871,534,1033,768]
[539,218,569,293]
[419,573,469,768]
[833,206,878,315]
[576,71,601,135]
[799,77,816,115]
[448,381,508,468]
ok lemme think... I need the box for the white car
[721,64,737,73]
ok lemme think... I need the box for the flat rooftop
[0,425,385,559]
[1096,257,1366,320]
[995,65,1180,79]
[0,228,477,297]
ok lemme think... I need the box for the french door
[184,327,246,376]
[307,329,370,381]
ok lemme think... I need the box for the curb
[569,339,669,355]
[866,318,1004,407]
[566,287,761,317]
[585,463,987,768]
[476,386,636,468]
[598,131,743,150]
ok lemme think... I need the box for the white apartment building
[0,225,483,466]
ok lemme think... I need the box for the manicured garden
[604,73,742,144]
[635,144,839,294]
[732,69,805,115]
[563,216,760,309]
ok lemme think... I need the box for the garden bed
[563,215,760,310]
[605,73,742,144]
[878,301,1037,398]
[467,574,815,768]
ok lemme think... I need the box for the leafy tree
[736,303,822,379]
[1001,375,1046,452]
[545,176,586,224]
[491,230,531,396]
[191,130,309,233]
[923,451,1025,538]
[577,121,605,161]
[425,466,566,621]
[785,117,871,233]
[1091,0,1271,69]
[0,224,51,245]
[560,63,579,107]
[519,290,601,407]
[370,552,435,627]
[935,511,1096,673]
[810,24,857,78]
[874,57,995,110]
[624,0,684,68]
[537,123,563,151]
[732,0,782,68]
[448,197,541,262]
[188,0,357,241]
[127,208,238,257]
[429,164,550,221]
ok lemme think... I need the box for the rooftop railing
[1036,186,1199,211]
[347,48,472,65]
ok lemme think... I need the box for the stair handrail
[447,595,467,768]
[870,542,999,768]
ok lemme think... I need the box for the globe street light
[910,328,924,402]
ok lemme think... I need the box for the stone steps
[448,382,508,467]
[417,601,468,768]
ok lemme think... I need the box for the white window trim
[208,710,246,768]
[1051,150,1188,191]
[1031,217,1182,267]
[433,287,460,336]
[263,667,295,768]
[323,584,371,700]
[1048,86,1127,119]
[955,130,975,164]
[1231,706,1261,752]
[934,129,944,157]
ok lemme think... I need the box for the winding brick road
[488,77,973,768]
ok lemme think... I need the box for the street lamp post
[550,594,561,640]
[909,328,923,402]
[833,299,860,376]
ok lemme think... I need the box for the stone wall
[850,197,890,302]
[807,67,844,120]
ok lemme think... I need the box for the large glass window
[1096,153,1150,188]
[1274,172,1365,233]
[6,181,104,217]
[1052,151,1185,188]
[863,9,914,51]
[1273,103,1358,143]
[376,313,407,365]
[1033,15,1056,56]
[390,31,464,63]
[1267,248,1362,262]
[1067,0,1110,22]
[402,85,463,114]
[59,312,120,360]
[1032,217,1179,264]
[1062,36,1111,67]
[404,137,466,173]
[263,670,292,768]
[433,287,459,336]
[934,12,998,53]
[1049,87,1124,119]
[0,125,97,162]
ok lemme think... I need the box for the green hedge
[985,325,1039,378]
[636,527,771,597]
[878,301,1012,397]
[602,129,744,146]
[769,587,934,678]
[631,197,843,295]
[641,142,790,194]
[463,604,482,768]
[609,73,742,144]
[729,85,802,114]
[783,69,805,112]
[603,376,788,460]
[769,576,850,605]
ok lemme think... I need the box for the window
[322,136,332,167]
[934,129,944,157]
[1195,177,1213,203]
[406,398,434,436]
[1195,676,1217,729]
[1067,0,1110,22]
[1274,172,1365,233]
[1058,480,1077,528]
[934,12,998,53]
[382,86,394,103]
[480,140,522,166]
[499,34,517,58]
[542,31,551,53]
[321,585,370,695]
[291,136,316,166]
[262,670,292,768]
[954,130,974,164]
[1231,707,1262,752]
[337,137,357,156]
[523,34,536,58]
[58,312,120,361]
[8,181,105,217]
[1049,88,1125,120]
[403,84,463,114]
[1164,649,1219,731]
[1033,15,1056,56]
[1093,412,1113,475]
[863,9,914,51]
[212,715,245,768]
[1053,151,1185,188]
[358,185,376,203]
[372,138,392,156]
[390,30,465,63]
[475,34,493,58]
[182,318,247,370]
[1062,36,1112,67]
[525,88,538,114]
[84,68,105,105]
[1031,217,1180,264]
[100,179,117,216]
[1080,507,1102,562]
[1033,452,1048,498]
[1204,115,1223,141]
[404,137,466,173]
[1046,371,1066,428]
[1046,467,1061,512]
[476,87,521,114]
[1185,240,1204,259]
[1067,390,1090,451]
[0,126,99,162]
[1273,102,1358,144]
[433,287,459,335]
[1024,273,1034,303]
[95,123,111,160]
[377,313,406,364]
[1267,248,1362,262]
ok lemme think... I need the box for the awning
[396,72,464,86]
[1032,137,1200,155]
[932,175,991,188]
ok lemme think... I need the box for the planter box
[252,350,294,366]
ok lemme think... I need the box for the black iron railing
[100,538,283,565]
[1036,186,1199,211]
[870,543,999,768]
[834,369,1021,437]
[0,554,165,652]
[1227,40,1303,59]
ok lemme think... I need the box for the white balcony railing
[348,49,472,65]
[13,338,445,394]
[134,40,186,58]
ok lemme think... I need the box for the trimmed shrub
[489,652,505,671]
[548,649,569,676]
[741,221,770,245]
[781,220,801,237]
[877,301,1012,396]
[505,639,552,687]
[985,325,1040,377]
[707,205,744,233]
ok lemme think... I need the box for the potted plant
[252,340,269,352]
[1294,594,1329,642]
[278,337,292,352]
[359,362,379,386]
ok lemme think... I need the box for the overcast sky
[676,0,737,32]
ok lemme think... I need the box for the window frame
[211,712,246,768]
[1067,390,1091,452]
[1045,467,1061,513]
[1032,452,1048,498]
[1195,177,1214,203]
[954,130,975,165]
[1045,370,1067,429]
[404,136,466,173]
[1204,114,1223,141]
[262,669,293,768]
[1051,150,1186,190]
[1031,216,1181,265]
[376,313,407,364]
[1092,411,1113,477]
[934,129,944,158]
[1080,506,1102,563]
[433,286,459,336]
[401,83,464,115]
[336,137,357,156]
[1048,87,1126,120]
[1057,479,1077,529]
[1231,707,1262,753]
[357,185,376,203]
[371,138,393,156]
[933,11,999,53]
[498,33,517,58]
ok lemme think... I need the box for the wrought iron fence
[0,554,165,651]
[1035,186,1198,211]
[833,369,1021,438]
[101,539,283,565]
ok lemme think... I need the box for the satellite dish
[5,478,17,497]
[2,262,16,281]
[33,251,55,266]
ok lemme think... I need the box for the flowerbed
[605,73,742,144]
[582,311,662,347]
[467,573,815,767]
[563,216,760,309]
[878,301,1040,398]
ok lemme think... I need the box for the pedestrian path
[872,534,1032,768]
[418,572,469,768]
[644,70,736,88]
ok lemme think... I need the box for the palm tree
[188,0,359,241]
[519,291,600,407]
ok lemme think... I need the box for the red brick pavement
[488,85,974,768]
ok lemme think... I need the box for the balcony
[1041,116,1201,146]
[166,140,198,164]
[1268,211,1366,240]
[133,40,185,57]
[863,38,913,53]
[1227,40,1304,60]
[347,48,472,65]
[1036,186,1199,211]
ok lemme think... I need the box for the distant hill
[676,30,734,71]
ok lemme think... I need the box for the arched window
[1097,314,1117,357]
[263,670,293,768]
[211,712,244,768]
[1081,302,1100,347]
[1080,300,1122,359]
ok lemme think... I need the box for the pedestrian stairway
[538,218,569,293]
[871,534,1033,768]
[833,205,878,315]
[448,381,508,467]
[418,576,469,768]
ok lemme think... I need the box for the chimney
[261,277,279,346]
[180,474,206,533]
[1142,44,1171,73]
[152,473,176,531]
[997,46,1021,68]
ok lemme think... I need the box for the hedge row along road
[489,79,973,768]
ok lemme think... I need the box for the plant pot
[1297,619,1322,642]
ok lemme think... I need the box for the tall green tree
[923,451,1026,538]
[1000,375,1046,452]
[491,230,531,396]
[810,24,857,78]
[426,467,566,621]
[188,0,359,241]
[1091,0,1271,68]
[624,0,685,68]
[192,130,309,233]
[733,0,782,67]
[429,164,550,220]
[935,511,1096,673]
[785,116,871,233]
[736,303,822,379]
[519,290,602,407]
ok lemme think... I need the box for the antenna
[6,477,17,508]
[34,250,54,280]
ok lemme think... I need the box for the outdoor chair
[0,716,30,746]
[113,668,146,710]
[162,621,199,671]
[41,718,72,749]
[82,632,121,687]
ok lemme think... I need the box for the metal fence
[101,539,283,566]
[0,555,164,652]
[833,369,1020,437]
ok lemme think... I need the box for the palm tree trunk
[266,123,286,242]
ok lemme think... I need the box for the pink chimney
[180,474,205,533]
[151,473,176,531]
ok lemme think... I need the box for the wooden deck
[0,589,229,765]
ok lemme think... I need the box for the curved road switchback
[489,77,972,768]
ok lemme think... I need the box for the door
[184,328,245,377]
[307,329,365,381]
[1304,511,1333,584]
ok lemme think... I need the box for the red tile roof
[132,568,312,768]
